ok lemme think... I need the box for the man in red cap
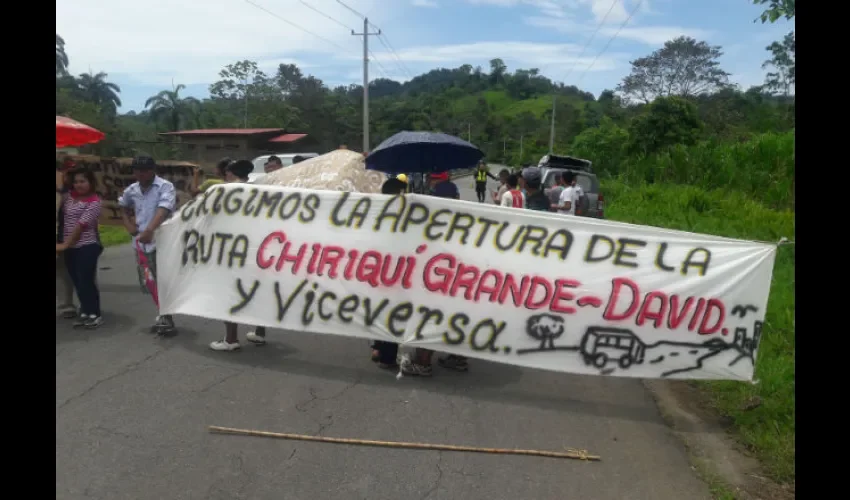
[428,171,459,199]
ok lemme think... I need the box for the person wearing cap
[428,171,459,199]
[118,155,178,335]
[395,173,410,193]
[56,158,77,317]
[519,167,549,212]
[210,160,269,351]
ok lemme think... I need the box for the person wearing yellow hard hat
[395,173,409,192]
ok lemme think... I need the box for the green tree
[628,96,704,155]
[76,72,122,116]
[144,84,201,131]
[761,32,795,96]
[753,0,795,23]
[570,117,629,176]
[617,37,731,103]
[56,34,69,76]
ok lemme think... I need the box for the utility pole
[467,123,471,142]
[503,138,507,161]
[352,18,381,153]
[548,94,556,154]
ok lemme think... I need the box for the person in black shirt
[520,167,549,211]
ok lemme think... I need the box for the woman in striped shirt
[56,167,104,329]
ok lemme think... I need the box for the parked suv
[538,154,604,218]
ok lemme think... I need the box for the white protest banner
[156,184,777,381]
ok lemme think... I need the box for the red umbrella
[56,116,105,148]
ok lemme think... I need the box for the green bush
[605,179,795,483]
[600,131,795,210]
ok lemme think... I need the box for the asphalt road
[56,177,711,500]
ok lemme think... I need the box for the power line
[296,0,390,79]
[299,0,354,30]
[375,33,415,80]
[574,0,643,85]
[335,0,365,19]
[244,0,353,54]
[555,0,620,84]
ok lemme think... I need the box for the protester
[292,155,306,165]
[571,175,586,215]
[474,161,497,203]
[190,157,230,197]
[56,167,104,328]
[265,155,284,173]
[554,171,579,215]
[429,171,459,199]
[370,177,408,369]
[500,173,525,208]
[119,155,178,335]
[56,158,77,318]
[401,171,467,376]
[519,167,549,212]
[546,171,567,212]
[492,169,509,204]
[210,160,268,351]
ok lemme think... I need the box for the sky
[56,0,795,113]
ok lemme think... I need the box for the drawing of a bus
[580,327,646,370]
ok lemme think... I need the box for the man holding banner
[119,155,178,335]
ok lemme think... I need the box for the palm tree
[56,34,69,76]
[144,84,200,131]
[76,72,122,114]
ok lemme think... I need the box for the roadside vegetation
[99,225,131,248]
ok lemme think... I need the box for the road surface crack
[421,451,444,500]
[295,379,361,412]
[57,347,169,412]
[195,369,245,393]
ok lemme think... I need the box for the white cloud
[525,15,710,47]
[602,26,712,45]
[363,41,624,76]
[411,0,439,7]
[56,0,400,87]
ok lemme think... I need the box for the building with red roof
[159,128,314,168]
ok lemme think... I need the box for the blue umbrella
[365,131,484,174]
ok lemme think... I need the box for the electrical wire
[244,0,354,54]
[335,0,366,19]
[555,0,621,84]
[296,0,390,79]
[574,0,643,85]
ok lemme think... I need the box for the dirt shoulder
[644,380,794,500]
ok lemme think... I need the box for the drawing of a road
[579,327,754,378]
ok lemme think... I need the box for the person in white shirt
[555,171,579,215]
[500,174,525,208]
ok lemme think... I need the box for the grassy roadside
[604,179,795,484]
[99,225,132,248]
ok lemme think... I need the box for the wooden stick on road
[208,425,601,462]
